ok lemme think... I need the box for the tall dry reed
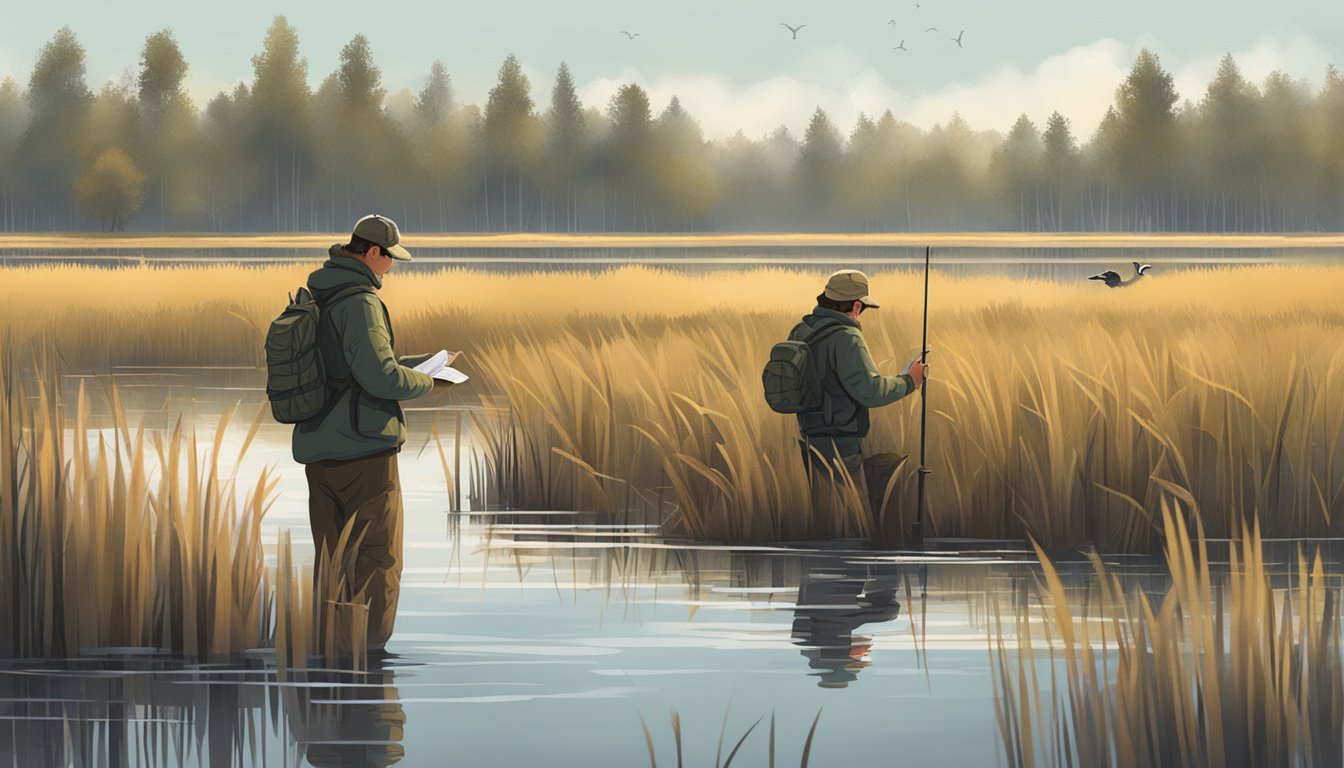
[0,341,364,665]
[463,303,1344,547]
[992,502,1344,767]
[6,264,1344,546]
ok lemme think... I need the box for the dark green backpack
[762,321,849,413]
[264,285,372,424]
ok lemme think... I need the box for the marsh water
[2,243,1341,281]
[6,246,1344,766]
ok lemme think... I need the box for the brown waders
[801,438,909,546]
[305,448,404,651]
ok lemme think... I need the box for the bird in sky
[925,26,938,32]
[780,23,806,39]
[620,30,640,39]
[888,18,899,24]
[894,40,908,50]
[913,2,921,7]
[952,30,964,47]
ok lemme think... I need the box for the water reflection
[0,656,410,767]
[790,556,903,689]
[2,244,1333,283]
[287,658,407,768]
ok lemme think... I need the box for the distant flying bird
[620,30,640,39]
[1089,262,1152,288]
[888,18,899,24]
[925,26,938,32]
[894,40,908,50]
[952,30,964,47]
[780,23,806,39]
[913,2,921,7]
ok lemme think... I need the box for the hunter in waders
[787,270,927,540]
[290,214,444,653]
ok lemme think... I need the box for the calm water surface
[2,243,1341,282]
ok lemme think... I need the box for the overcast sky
[1,0,1340,141]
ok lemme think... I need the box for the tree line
[0,17,1340,233]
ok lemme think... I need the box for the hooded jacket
[291,246,434,463]
[789,307,914,457]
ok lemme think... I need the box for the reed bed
[462,299,1344,547]
[5,263,1344,546]
[992,503,1344,767]
[0,342,364,665]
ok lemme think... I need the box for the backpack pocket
[265,301,329,424]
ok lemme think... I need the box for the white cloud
[0,45,29,89]
[1168,26,1336,105]
[903,39,1131,139]
[186,74,246,105]
[575,29,1337,143]
[576,40,1132,142]
[579,68,878,140]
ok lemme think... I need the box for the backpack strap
[800,320,857,424]
[315,284,378,386]
[312,283,397,436]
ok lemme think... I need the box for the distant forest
[0,17,1341,233]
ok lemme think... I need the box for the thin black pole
[913,245,931,549]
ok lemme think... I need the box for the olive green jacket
[790,307,915,457]
[291,246,434,464]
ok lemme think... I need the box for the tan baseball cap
[823,269,879,308]
[352,214,413,261]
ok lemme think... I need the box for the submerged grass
[5,263,1344,546]
[992,502,1344,767]
[638,705,824,768]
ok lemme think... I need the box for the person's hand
[907,359,929,389]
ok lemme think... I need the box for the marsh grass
[0,346,274,658]
[464,303,1344,547]
[992,502,1344,767]
[0,342,365,666]
[6,263,1344,546]
[273,527,371,673]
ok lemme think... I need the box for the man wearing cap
[292,213,438,653]
[790,270,927,531]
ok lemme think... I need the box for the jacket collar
[807,306,861,329]
[323,245,383,290]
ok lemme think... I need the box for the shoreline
[1,231,1343,250]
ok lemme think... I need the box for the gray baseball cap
[823,270,879,308]
[352,214,413,261]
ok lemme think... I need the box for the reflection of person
[291,657,407,767]
[292,214,442,651]
[790,270,927,532]
[791,557,903,688]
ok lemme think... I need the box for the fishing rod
[912,245,931,550]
